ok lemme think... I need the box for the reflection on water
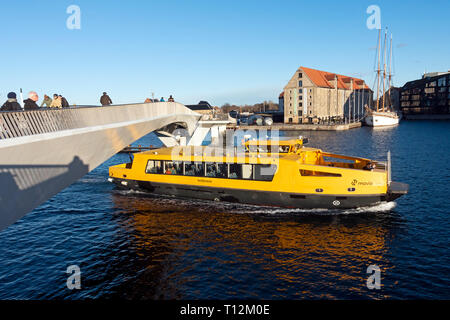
[105,191,400,299]
[0,122,449,299]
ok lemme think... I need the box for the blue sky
[0,0,448,106]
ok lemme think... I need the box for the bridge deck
[0,102,200,230]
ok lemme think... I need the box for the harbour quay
[227,121,362,131]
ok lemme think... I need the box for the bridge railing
[0,103,199,139]
[0,108,81,139]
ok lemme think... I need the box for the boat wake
[228,201,397,216]
[112,189,397,216]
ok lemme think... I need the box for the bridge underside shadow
[0,102,200,230]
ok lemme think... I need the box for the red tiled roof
[279,92,284,98]
[300,66,369,90]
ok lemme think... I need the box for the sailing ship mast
[387,33,393,111]
[382,28,387,113]
[376,29,381,112]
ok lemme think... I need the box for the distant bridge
[0,102,200,230]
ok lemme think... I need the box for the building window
[299,102,302,107]
[299,95,302,100]
[298,110,302,116]
[299,80,303,87]
[298,72,303,78]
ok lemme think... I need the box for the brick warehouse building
[283,66,372,124]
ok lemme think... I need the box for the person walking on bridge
[50,94,62,108]
[1,92,22,111]
[40,94,52,108]
[168,95,175,102]
[100,92,113,106]
[23,91,40,110]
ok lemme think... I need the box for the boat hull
[365,112,400,127]
[111,178,404,209]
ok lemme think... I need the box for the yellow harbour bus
[108,139,408,209]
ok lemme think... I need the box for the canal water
[0,121,449,299]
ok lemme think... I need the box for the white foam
[111,189,397,216]
[229,201,397,215]
[114,189,146,195]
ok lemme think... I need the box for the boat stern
[386,181,409,201]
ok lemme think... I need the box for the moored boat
[365,110,400,127]
[365,28,401,127]
[108,138,408,209]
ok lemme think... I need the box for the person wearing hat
[23,91,40,110]
[1,92,22,111]
[100,92,112,106]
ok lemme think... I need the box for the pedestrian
[160,97,165,102]
[50,94,62,108]
[23,91,40,110]
[1,92,22,111]
[144,98,152,103]
[40,94,53,107]
[59,95,69,108]
[168,95,175,102]
[100,92,113,106]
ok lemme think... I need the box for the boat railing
[374,161,387,170]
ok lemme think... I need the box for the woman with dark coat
[1,92,22,111]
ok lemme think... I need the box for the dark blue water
[0,121,449,299]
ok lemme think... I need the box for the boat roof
[138,144,321,161]
[133,144,373,164]
[244,138,307,146]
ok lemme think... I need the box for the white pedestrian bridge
[0,102,201,230]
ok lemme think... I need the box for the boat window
[299,170,341,177]
[228,163,242,179]
[254,164,277,181]
[206,163,227,178]
[323,156,355,164]
[278,145,290,153]
[146,160,277,181]
[164,161,183,175]
[145,160,163,174]
[242,164,253,180]
[246,145,290,154]
[185,162,204,177]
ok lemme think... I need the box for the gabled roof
[300,66,370,90]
